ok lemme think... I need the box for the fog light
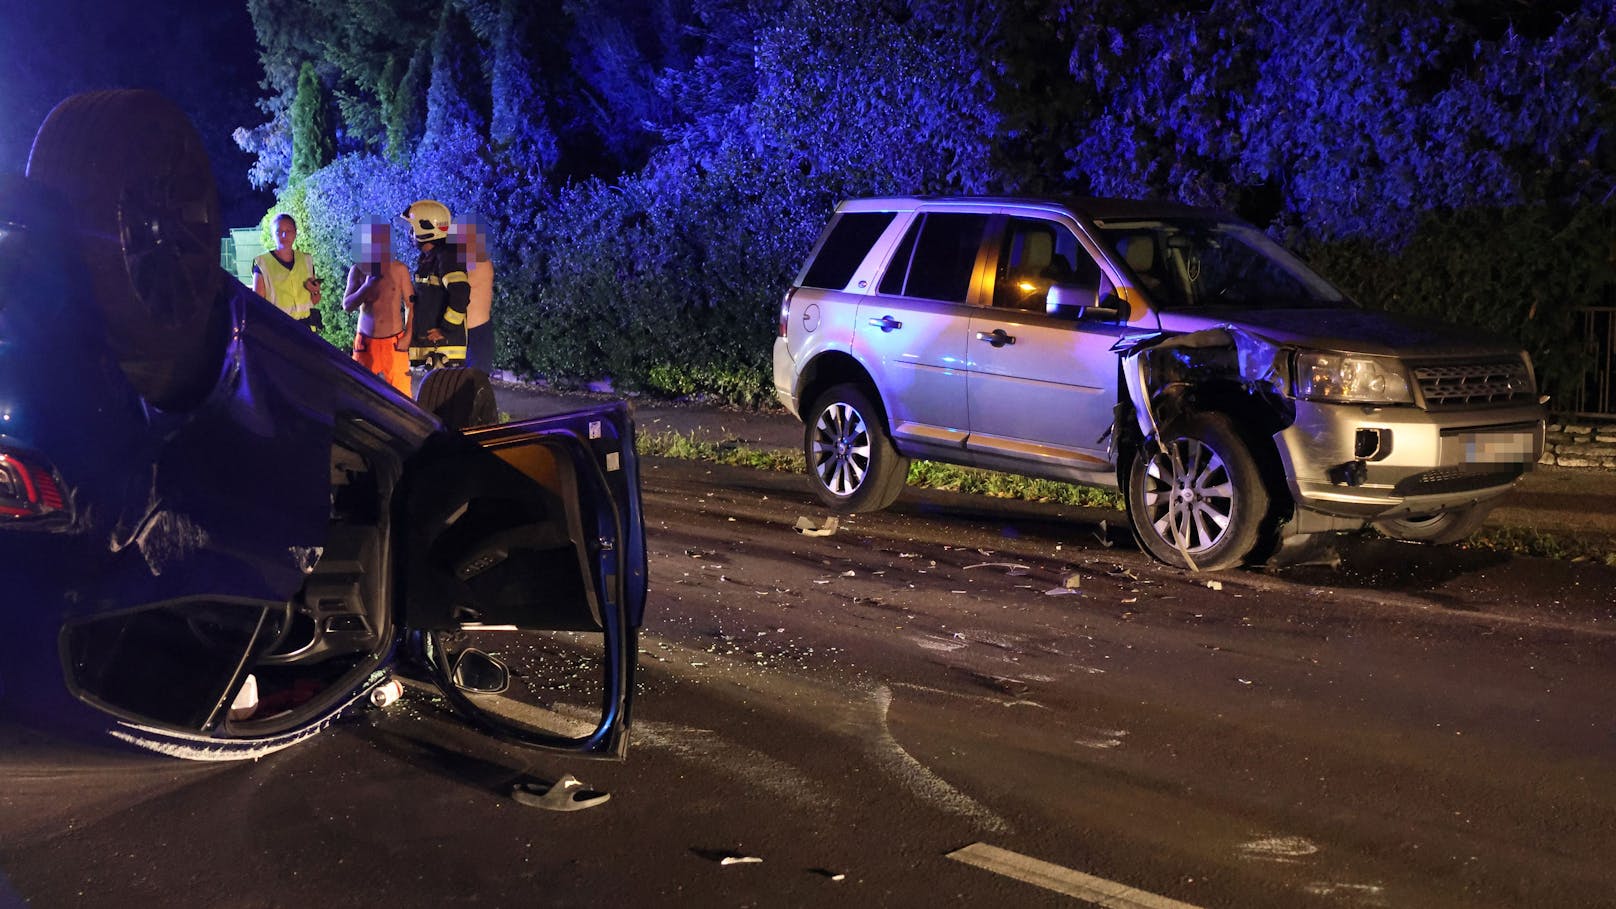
[1354,428,1388,460]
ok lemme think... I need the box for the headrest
[1120,236,1155,273]
[1021,231,1053,270]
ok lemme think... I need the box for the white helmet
[401,199,451,243]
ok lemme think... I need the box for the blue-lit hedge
[246,0,1615,408]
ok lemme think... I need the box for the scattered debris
[1237,678,1253,685]
[840,570,856,577]
[1121,597,1138,604]
[719,854,764,866]
[1044,587,1082,597]
[511,774,610,811]
[810,868,847,881]
[1063,574,1082,589]
[1240,835,1320,861]
[1205,580,1224,591]
[368,678,404,708]
[794,515,840,537]
[964,562,1031,575]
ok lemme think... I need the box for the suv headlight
[1292,350,1412,404]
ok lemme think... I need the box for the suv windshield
[1095,218,1346,310]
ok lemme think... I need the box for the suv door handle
[975,329,1016,348]
[868,315,903,332]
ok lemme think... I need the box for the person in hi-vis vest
[252,213,323,331]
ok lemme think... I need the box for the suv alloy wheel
[1126,412,1270,571]
[804,384,909,512]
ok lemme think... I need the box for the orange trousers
[353,332,411,395]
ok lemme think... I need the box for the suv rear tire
[804,384,909,512]
[1126,412,1269,571]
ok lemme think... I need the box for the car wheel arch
[797,351,892,434]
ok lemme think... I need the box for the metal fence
[1569,306,1616,421]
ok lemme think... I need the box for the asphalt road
[4,453,1614,908]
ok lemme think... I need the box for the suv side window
[993,217,1103,313]
[800,212,895,290]
[877,213,989,303]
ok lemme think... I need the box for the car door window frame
[875,210,995,307]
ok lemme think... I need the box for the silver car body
[774,196,1545,531]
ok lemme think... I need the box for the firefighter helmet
[401,199,451,243]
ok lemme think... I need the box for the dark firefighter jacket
[407,242,470,364]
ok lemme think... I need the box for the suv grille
[1411,359,1534,408]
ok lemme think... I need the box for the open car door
[396,402,647,758]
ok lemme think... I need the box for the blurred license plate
[1444,430,1535,464]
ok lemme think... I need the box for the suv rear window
[800,212,895,290]
[879,213,988,303]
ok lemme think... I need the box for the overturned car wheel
[26,90,224,411]
[804,383,909,513]
[418,366,497,431]
[1126,412,1269,571]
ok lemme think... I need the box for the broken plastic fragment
[719,855,763,866]
[511,774,610,811]
[964,562,1031,574]
[794,515,840,537]
[1063,574,1082,589]
[811,868,847,881]
[1205,580,1224,591]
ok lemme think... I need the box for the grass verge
[636,430,1616,565]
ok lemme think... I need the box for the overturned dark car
[0,91,645,761]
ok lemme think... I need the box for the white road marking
[947,843,1204,909]
[871,686,1009,833]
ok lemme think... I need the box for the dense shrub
[1310,204,1616,409]
[243,0,1616,411]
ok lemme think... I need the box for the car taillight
[0,450,66,519]
[778,288,798,338]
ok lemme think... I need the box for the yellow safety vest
[254,250,315,320]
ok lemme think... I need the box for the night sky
[2,0,271,224]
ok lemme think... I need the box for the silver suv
[772,197,1547,570]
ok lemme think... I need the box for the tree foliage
[289,62,335,183]
[240,0,1616,409]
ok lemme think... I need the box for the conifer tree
[289,61,334,183]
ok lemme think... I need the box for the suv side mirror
[1047,284,1129,323]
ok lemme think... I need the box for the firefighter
[400,199,468,367]
[252,213,323,331]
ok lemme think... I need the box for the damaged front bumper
[1119,325,1546,526]
[1275,399,1545,520]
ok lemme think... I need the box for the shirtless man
[341,219,413,394]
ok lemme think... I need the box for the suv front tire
[1126,412,1270,570]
